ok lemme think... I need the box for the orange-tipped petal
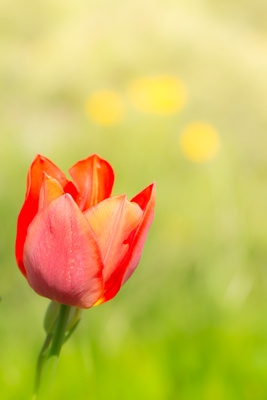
[69,154,114,211]
[94,183,155,305]
[25,154,69,200]
[38,172,65,210]
[122,182,156,285]
[84,195,143,283]
[23,194,104,308]
[15,155,69,276]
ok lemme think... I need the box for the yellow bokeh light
[85,90,125,126]
[179,122,221,163]
[127,75,187,115]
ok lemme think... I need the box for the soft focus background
[1,0,267,399]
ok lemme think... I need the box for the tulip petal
[38,172,65,210]
[84,195,143,283]
[69,154,114,211]
[94,183,155,304]
[122,182,156,284]
[26,154,69,200]
[23,194,104,308]
[15,155,70,276]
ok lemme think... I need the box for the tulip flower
[15,154,155,309]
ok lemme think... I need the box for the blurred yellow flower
[85,90,125,126]
[179,122,221,163]
[127,75,186,115]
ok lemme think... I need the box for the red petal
[15,155,69,276]
[95,183,155,304]
[69,154,114,211]
[122,182,156,284]
[84,195,142,283]
[23,194,104,308]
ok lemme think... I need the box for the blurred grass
[1,0,267,399]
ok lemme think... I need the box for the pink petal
[23,194,104,308]
[84,195,143,283]
[15,154,70,277]
[69,154,114,211]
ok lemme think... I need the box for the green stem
[49,304,71,357]
[36,304,71,399]
[34,333,53,395]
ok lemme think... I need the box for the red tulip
[15,154,155,308]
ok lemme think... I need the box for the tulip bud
[16,154,155,308]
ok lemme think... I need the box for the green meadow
[1,0,267,399]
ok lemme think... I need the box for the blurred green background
[1,0,267,399]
